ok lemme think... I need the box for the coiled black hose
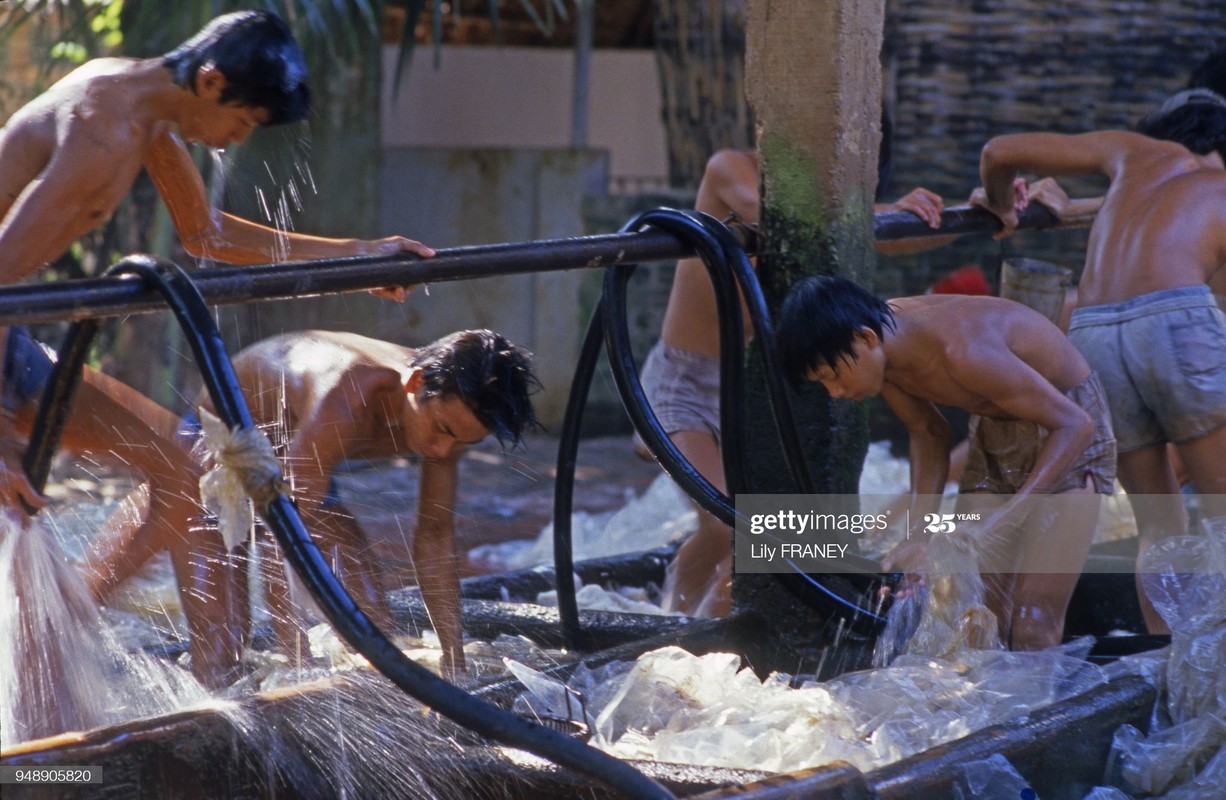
[552,210,888,649]
[22,254,674,800]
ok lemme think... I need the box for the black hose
[551,208,757,636]
[553,209,888,645]
[602,211,747,520]
[686,210,816,495]
[606,210,886,577]
[552,306,607,648]
[23,254,674,800]
[22,320,99,501]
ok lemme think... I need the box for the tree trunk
[652,0,755,189]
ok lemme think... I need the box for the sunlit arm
[415,453,465,679]
[979,131,1135,226]
[952,355,1094,536]
[880,385,950,573]
[144,130,433,265]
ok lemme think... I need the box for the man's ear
[857,327,880,349]
[403,366,425,395]
[194,62,226,100]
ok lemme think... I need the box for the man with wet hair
[0,10,432,687]
[88,329,539,681]
[160,10,311,126]
[777,275,1116,651]
[975,89,1226,635]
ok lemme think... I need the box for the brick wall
[878,1,1225,296]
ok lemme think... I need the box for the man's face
[803,331,885,402]
[403,391,490,461]
[185,102,269,149]
[184,65,270,148]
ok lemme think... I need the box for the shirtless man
[642,147,950,617]
[777,275,1116,650]
[974,89,1226,633]
[88,329,539,679]
[0,11,431,686]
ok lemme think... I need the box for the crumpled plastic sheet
[875,530,1003,668]
[535,580,676,616]
[1098,516,1226,798]
[1080,786,1133,800]
[508,639,1106,776]
[1107,714,1226,796]
[952,753,1036,800]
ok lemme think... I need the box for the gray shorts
[639,340,721,444]
[1068,285,1226,453]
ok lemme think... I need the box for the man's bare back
[231,330,420,458]
[0,11,443,688]
[977,103,1226,636]
[179,329,535,678]
[779,277,1114,649]
[883,294,1091,417]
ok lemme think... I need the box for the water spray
[20,255,676,800]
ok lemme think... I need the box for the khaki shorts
[960,371,1117,495]
[1068,285,1226,453]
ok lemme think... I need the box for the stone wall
[877,1,1225,296]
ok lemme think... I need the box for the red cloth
[931,265,992,296]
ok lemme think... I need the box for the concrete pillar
[733,0,887,650]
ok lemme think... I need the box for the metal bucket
[1000,258,1074,325]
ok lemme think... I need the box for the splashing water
[208,147,305,264]
[874,531,1002,667]
[213,669,491,800]
[0,510,207,747]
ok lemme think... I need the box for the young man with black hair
[88,329,539,680]
[974,90,1226,634]
[0,11,432,687]
[776,275,1116,650]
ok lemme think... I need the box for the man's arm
[879,384,951,574]
[415,453,465,679]
[976,130,1136,237]
[874,187,958,256]
[698,149,761,223]
[957,353,1093,499]
[1024,177,1104,226]
[143,130,434,268]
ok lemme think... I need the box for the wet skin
[805,294,1098,650]
[978,129,1226,634]
[0,50,432,687]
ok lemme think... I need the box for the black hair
[162,11,310,126]
[776,275,896,389]
[1135,93,1226,161]
[1188,45,1226,97]
[410,330,541,448]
